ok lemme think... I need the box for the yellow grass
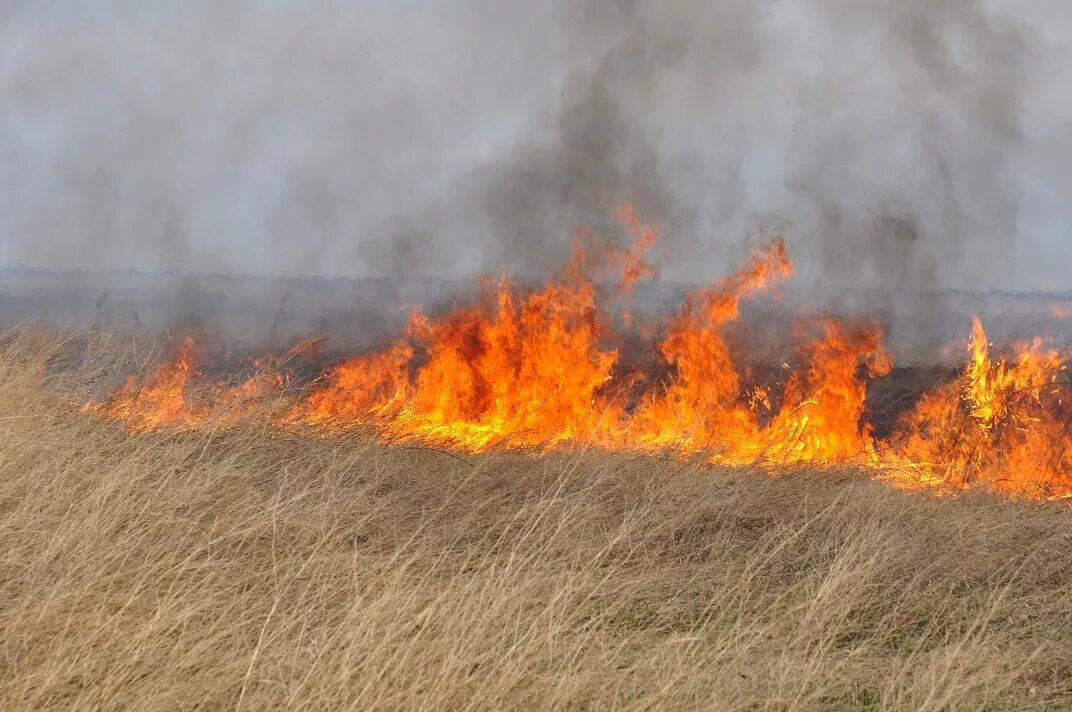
[1,329,1071,710]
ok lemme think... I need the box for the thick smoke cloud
[1,0,1069,290]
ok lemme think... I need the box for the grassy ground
[2,331,1072,710]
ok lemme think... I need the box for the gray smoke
[1,0,1069,291]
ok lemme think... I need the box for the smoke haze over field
[1,1,1070,291]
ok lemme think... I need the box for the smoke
[1,0,1069,291]
[785,0,1035,291]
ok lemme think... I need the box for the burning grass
[3,331,1072,710]
[76,209,1072,500]
[8,209,1072,707]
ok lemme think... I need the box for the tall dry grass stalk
[1,329,1071,710]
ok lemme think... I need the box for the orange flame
[81,209,1072,501]
[85,336,302,431]
[622,238,792,459]
[764,319,891,464]
[884,317,1071,498]
[83,336,205,431]
[1051,303,1072,320]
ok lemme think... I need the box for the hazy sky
[2,1,1069,290]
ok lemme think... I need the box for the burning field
[4,309,1072,708]
[3,210,1072,709]
[6,0,1072,705]
[75,206,1072,502]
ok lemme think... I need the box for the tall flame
[622,238,792,459]
[764,320,891,464]
[887,318,1071,497]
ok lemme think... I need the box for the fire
[80,207,1072,501]
[84,336,302,431]
[1051,303,1072,319]
[885,318,1072,498]
[83,336,205,431]
[621,238,792,459]
[763,319,891,464]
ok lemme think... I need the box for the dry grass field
[2,330,1072,710]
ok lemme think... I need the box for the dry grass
[2,330,1072,710]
